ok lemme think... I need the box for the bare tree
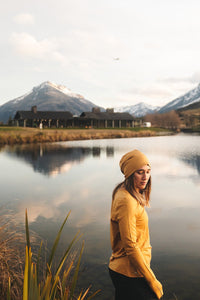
[145,111,181,129]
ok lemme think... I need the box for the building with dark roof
[14,106,135,128]
[75,108,134,128]
[14,106,73,128]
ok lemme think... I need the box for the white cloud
[10,29,120,68]
[10,32,67,64]
[13,13,35,25]
[159,72,200,85]
[151,73,200,104]
[32,66,45,73]
[2,0,200,107]
[188,72,200,84]
[123,85,173,100]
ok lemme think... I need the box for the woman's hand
[150,279,163,299]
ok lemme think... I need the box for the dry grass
[0,127,171,145]
[0,212,25,300]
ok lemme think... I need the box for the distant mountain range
[0,81,200,123]
[158,83,200,114]
[114,102,160,117]
[115,84,200,117]
[0,81,101,123]
[177,98,200,112]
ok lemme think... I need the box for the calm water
[0,133,200,300]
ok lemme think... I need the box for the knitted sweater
[109,188,163,299]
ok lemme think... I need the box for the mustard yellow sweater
[109,188,163,299]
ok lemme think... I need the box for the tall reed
[19,209,99,300]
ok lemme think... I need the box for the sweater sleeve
[115,194,163,299]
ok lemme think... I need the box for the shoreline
[0,127,175,146]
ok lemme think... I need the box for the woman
[109,149,163,300]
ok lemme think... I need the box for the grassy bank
[0,127,173,145]
[181,127,200,133]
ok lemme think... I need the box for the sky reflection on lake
[0,133,200,299]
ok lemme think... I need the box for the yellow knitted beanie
[119,149,150,179]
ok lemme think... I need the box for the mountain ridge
[114,83,200,117]
[1,81,200,123]
[158,83,200,113]
[0,81,100,123]
[114,102,160,117]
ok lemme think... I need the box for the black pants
[109,268,158,300]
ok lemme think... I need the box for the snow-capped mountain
[115,102,160,117]
[0,81,100,123]
[1,81,200,123]
[158,83,200,113]
[115,83,200,116]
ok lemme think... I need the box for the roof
[80,112,134,120]
[14,110,73,120]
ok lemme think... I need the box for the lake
[0,133,200,300]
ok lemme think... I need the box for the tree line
[144,110,181,129]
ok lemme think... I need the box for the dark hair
[112,173,151,206]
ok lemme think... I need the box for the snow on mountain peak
[33,81,84,99]
[39,81,72,94]
[11,81,85,104]
[115,102,160,117]
[158,82,200,113]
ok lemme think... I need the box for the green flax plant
[19,210,99,300]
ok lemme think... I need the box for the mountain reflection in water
[5,144,114,176]
[181,153,200,174]
[1,134,200,300]
[5,142,200,179]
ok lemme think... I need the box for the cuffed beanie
[119,149,150,179]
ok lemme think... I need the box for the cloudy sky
[1,0,200,108]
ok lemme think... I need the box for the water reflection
[181,153,200,174]
[5,144,114,176]
[1,134,200,300]
[5,141,200,181]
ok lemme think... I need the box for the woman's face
[133,165,151,192]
